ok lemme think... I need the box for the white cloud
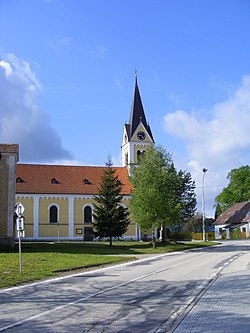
[0,53,74,163]
[163,75,250,216]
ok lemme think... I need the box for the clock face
[137,131,146,141]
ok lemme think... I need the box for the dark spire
[128,76,154,141]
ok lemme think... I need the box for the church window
[84,206,92,223]
[137,150,143,162]
[137,150,146,163]
[49,205,58,223]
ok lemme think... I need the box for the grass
[0,240,217,289]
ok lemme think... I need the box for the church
[15,78,155,241]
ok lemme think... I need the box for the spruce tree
[93,156,130,246]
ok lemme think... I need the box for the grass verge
[0,241,217,289]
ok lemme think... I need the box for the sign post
[15,202,25,274]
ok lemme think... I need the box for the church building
[15,78,154,241]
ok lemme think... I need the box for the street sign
[15,202,25,274]
[16,217,24,231]
[17,230,25,238]
[15,202,25,216]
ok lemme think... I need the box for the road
[0,240,250,333]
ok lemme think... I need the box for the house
[15,77,154,241]
[214,201,250,239]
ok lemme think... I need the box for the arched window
[137,150,146,163]
[137,150,142,162]
[84,206,92,223]
[49,205,58,223]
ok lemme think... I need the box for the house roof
[126,77,154,142]
[16,164,132,196]
[214,201,250,226]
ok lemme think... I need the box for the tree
[215,165,250,216]
[182,212,203,233]
[176,170,197,230]
[93,156,130,246]
[129,145,195,242]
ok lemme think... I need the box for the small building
[214,201,250,239]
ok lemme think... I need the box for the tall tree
[93,156,130,246]
[176,170,197,230]
[129,146,180,241]
[215,165,250,216]
[129,145,197,242]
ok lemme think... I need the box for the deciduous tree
[129,145,196,242]
[215,165,250,216]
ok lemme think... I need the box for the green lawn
[0,241,216,289]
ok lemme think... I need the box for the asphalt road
[1,240,250,333]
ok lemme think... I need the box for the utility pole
[202,168,208,241]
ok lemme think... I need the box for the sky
[0,0,250,217]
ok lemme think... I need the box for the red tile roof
[215,201,250,226]
[16,164,132,195]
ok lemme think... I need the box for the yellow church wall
[39,224,69,238]
[74,197,94,223]
[124,222,136,237]
[16,196,34,237]
[74,197,94,237]
[39,197,69,237]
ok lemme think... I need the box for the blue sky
[1,0,250,216]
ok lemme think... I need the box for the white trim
[34,195,39,238]
[82,204,94,223]
[68,196,74,238]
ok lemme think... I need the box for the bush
[167,232,192,241]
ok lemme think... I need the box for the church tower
[122,76,154,167]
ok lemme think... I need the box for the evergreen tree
[93,156,130,246]
[176,170,197,230]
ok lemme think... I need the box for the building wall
[39,197,69,237]
[15,194,136,241]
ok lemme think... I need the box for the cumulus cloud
[0,53,74,163]
[163,75,250,216]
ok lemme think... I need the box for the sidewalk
[170,252,250,333]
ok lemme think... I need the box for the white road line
[0,254,203,332]
[0,253,169,294]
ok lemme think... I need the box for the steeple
[121,75,154,167]
[127,76,154,142]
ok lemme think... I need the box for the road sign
[17,230,25,238]
[15,202,25,216]
[16,217,24,231]
[15,202,25,274]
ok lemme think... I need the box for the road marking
[0,254,205,332]
[0,253,170,294]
